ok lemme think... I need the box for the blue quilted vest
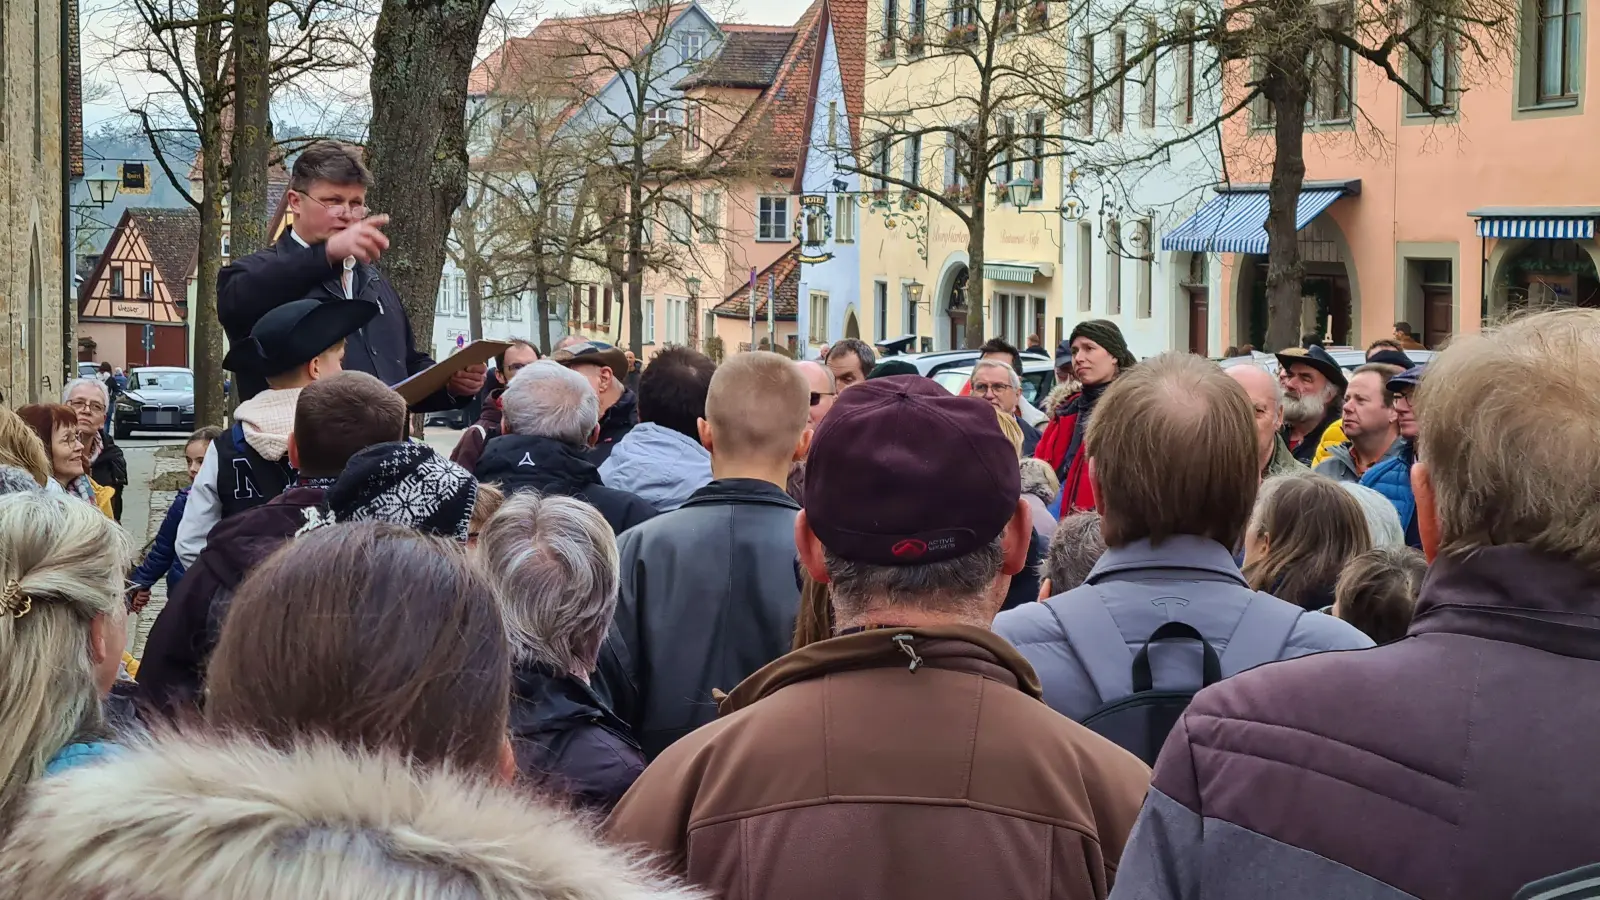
[1360,440,1417,545]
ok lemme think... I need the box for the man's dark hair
[1300,332,1324,349]
[290,141,370,192]
[494,338,541,380]
[826,339,876,377]
[1394,321,1416,338]
[637,346,717,441]
[292,371,408,476]
[979,337,1022,374]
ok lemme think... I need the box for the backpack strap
[1043,587,1134,706]
[1219,592,1304,675]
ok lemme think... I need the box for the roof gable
[78,208,199,321]
[714,245,799,320]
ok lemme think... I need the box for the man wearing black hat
[217,141,483,410]
[174,297,376,569]
[551,340,637,464]
[1274,344,1347,465]
[609,374,1151,899]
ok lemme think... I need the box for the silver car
[113,366,196,439]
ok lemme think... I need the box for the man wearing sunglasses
[217,141,484,410]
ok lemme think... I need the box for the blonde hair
[1417,308,1600,570]
[705,351,809,462]
[994,407,1024,458]
[469,482,505,537]
[0,407,49,486]
[0,492,133,820]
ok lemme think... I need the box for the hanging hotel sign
[798,195,833,264]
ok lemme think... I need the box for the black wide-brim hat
[223,298,377,376]
[1274,344,1348,390]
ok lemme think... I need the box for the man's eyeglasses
[810,391,835,407]
[971,382,1014,396]
[67,398,106,414]
[298,191,368,219]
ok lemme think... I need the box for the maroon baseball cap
[805,374,1021,566]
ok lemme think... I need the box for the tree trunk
[465,260,484,341]
[1263,71,1310,352]
[625,151,645,357]
[194,114,228,427]
[366,0,495,361]
[228,0,272,260]
[965,205,985,349]
[535,275,552,352]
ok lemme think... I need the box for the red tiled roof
[724,0,825,178]
[828,0,867,151]
[676,30,795,89]
[713,246,799,320]
[471,3,694,108]
[129,208,201,291]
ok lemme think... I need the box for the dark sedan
[113,366,195,439]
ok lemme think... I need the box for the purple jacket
[1110,545,1600,900]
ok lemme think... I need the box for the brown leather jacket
[607,624,1150,900]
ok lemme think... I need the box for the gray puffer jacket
[993,535,1374,721]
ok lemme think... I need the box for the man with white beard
[1273,345,1346,465]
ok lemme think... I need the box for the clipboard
[393,339,510,405]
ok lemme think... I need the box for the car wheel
[114,420,132,441]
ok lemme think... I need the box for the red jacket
[1034,396,1095,512]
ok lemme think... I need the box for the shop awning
[984,260,1054,283]
[1470,207,1600,239]
[1162,181,1357,254]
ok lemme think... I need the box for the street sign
[142,324,155,352]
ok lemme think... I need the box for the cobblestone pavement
[129,445,191,660]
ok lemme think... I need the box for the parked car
[873,346,1051,379]
[78,362,100,380]
[112,367,195,440]
[1217,347,1435,375]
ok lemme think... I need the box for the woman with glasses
[14,405,113,517]
[64,377,127,522]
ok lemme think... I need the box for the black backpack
[1047,588,1301,765]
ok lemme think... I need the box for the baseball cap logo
[892,539,928,559]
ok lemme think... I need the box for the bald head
[796,361,835,427]
[704,351,811,464]
[1226,363,1285,473]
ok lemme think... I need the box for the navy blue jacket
[510,662,644,812]
[129,488,188,593]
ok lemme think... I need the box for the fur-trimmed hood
[0,736,706,900]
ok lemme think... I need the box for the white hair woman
[1338,481,1406,549]
[0,491,134,820]
[476,491,644,811]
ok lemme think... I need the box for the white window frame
[699,190,721,243]
[455,276,468,315]
[644,295,656,343]
[834,193,856,242]
[875,279,889,337]
[141,270,154,297]
[678,30,706,62]
[757,195,790,241]
[809,291,828,342]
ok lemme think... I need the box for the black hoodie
[474,434,658,535]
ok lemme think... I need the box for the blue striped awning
[1161,188,1346,254]
[1474,217,1595,239]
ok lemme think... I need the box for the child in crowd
[173,297,376,569]
[126,426,222,661]
[1333,546,1427,644]
[468,482,504,549]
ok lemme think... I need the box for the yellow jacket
[1311,419,1348,467]
[90,479,115,519]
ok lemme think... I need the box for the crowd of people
[0,140,1594,900]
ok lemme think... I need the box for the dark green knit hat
[1063,319,1136,370]
[867,359,919,379]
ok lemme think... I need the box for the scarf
[325,441,477,541]
[1059,381,1109,480]
[63,475,97,506]
[83,431,103,467]
[232,387,303,461]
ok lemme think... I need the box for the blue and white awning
[1472,210,1597,240]
[1162,188,1348,254]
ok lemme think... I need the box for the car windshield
[133,371,193,392]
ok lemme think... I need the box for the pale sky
[81,0,816,130]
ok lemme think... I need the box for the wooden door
[947,311,967,349]
[1187,289,1209,357]
[1422,285,1453,349]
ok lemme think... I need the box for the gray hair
[1338,481,1406,548]
[825,538,1005,624]
[1238,361,1286,412]
[500,361,599,446]
[62,377,109,407]
[971,359,1021,389]
[1019,458,1059,505]
[0,465,41,496]
[0,491,133,819]
[476,492,619,675]
[1044,512,1107,592]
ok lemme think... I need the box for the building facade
[78,209,196,369]
[2,0,78,404]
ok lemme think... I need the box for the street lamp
[85,165,120,207]
[1006,176,1033,211]
[906,278,925,308]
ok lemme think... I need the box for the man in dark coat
[216,140,483,409]
[1111,309,1600,900]
[473,360,656,535]
[550,340,636,464]
[450,339,541,473]
[137,372,409,717]
[594,351,810,759]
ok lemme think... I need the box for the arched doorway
[844,308,860,339]
[1486,238,1600,320]
[1231,215,1359,349]
[28,232,43,403]
[933,262,970,350]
